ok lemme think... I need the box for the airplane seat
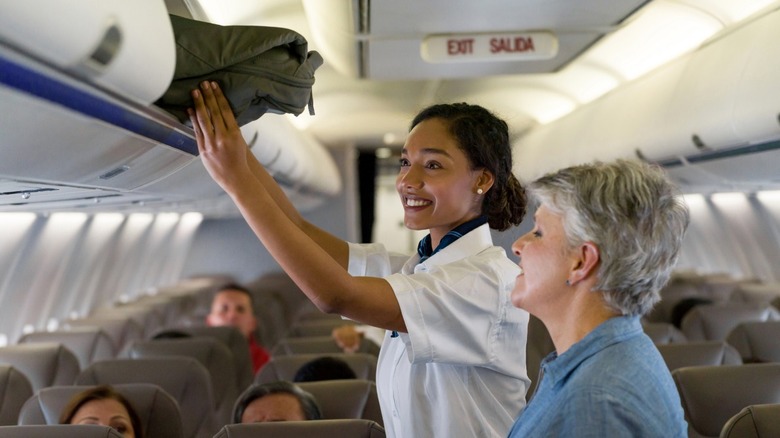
[289,319,358,338]
[167,326,254,391]
[0,366,33,426]
[249,289,292,348]
[75,357,217,438]
[680,303,780,342]
[255,353,377,384]
[672,363,780,438]
[525,314,555,402]
[730,283,780,306]
[63,317,144,355]
[719,403,780,438]
[212,419,385,438]
[642,322,688,344]
[18,383,183,438]
[725,321,780,363]
[125,338,239,426]
[272,336,380,357]
[0,343,79,392]
[91,305,164,339]
[0,425,124,438]
[296,380,383,426]
[656,341,742,372]
[18,328,115,369]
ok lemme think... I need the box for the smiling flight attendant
[190,81,530,438]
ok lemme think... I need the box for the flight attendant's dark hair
[410,103,527,230]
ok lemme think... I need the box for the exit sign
[421,32,558,63]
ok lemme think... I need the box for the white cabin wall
[676,193,780,282]
[178,146,359,284]
[0,212,203,344]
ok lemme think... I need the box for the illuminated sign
[421,32,558,63]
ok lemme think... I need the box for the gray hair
[528,159,690,316]
[232,380,322,423]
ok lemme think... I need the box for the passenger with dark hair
[293,356,357,382]
[60,385,142,438]
[233,381,322,423]
[206,282,270,372]
[190,82,530,437]
[507,159,689,437]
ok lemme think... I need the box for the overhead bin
[0,0,176,104]
[514,7,780,185]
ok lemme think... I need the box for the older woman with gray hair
[507,159,689,437]
[232,381,322,424]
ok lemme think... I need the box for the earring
[477,188,484,195]
[565,280,570,286]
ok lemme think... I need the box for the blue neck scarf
[416,215,488,264]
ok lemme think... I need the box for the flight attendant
[190,81,529,437]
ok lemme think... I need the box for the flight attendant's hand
[189,81,252,194]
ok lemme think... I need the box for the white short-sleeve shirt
[348,224,530,438]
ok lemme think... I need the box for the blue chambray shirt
[508,316,687,438]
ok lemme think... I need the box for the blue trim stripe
[0,54,198,155]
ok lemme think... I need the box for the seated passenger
[507,160,689,437]
[293,356,357,382]
[59,385,142,438]
[206,283,270,372]
[233,381,322,423]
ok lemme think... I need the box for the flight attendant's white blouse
[348,224,530,438]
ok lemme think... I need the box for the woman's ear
[569,241,600,285]
[477,169,495,193]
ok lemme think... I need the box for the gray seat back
[0,343,79,392]
[681,303,780,341]
[213,419,385,438]
[255,353,377,384]
[0,366,32,426]
[63,317,143,355]
[672,363,780,438]
[18,383,183,438]
[176,326,254,391]
[643,322,688,344]
[656,341,742,371]
[273,336,380,356]
[19,329,115,369]
[297,380,383,426]
[0,425,124,438]
[76,358,216,438]
[126,338,238,425]
[719,403,780,438]
[726,321,780,363]
[289,320,357,338]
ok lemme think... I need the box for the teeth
[406,198,430,207]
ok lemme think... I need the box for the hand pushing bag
[155,14,324,126]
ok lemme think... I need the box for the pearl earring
[477,188,484,195]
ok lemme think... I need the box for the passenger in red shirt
[206,283,270,373]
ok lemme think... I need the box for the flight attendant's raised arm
[189,81,403,331]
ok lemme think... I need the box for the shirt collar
[417,216,488,263]
[541,316,643,386]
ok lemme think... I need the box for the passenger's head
[206,283,257,339]
[59,385,142,438]
[407,103,526,231]
[232,381,322,423]
[513,159,689,317]
[293,356,357,382]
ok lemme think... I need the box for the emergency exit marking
[421,32,558,63]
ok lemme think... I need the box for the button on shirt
[348,224,530,438]
[508,316,687,438]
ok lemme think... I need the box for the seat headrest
[18,383,183,438]
[19,329,115,369]
[255,353,377,384]
[0,343,79,391]
[673,363,780,436]
[0,366,33,426]
[213,419,385,438]
[297,380,383,426]
[719,403,780,438]
[0,425,124,438]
